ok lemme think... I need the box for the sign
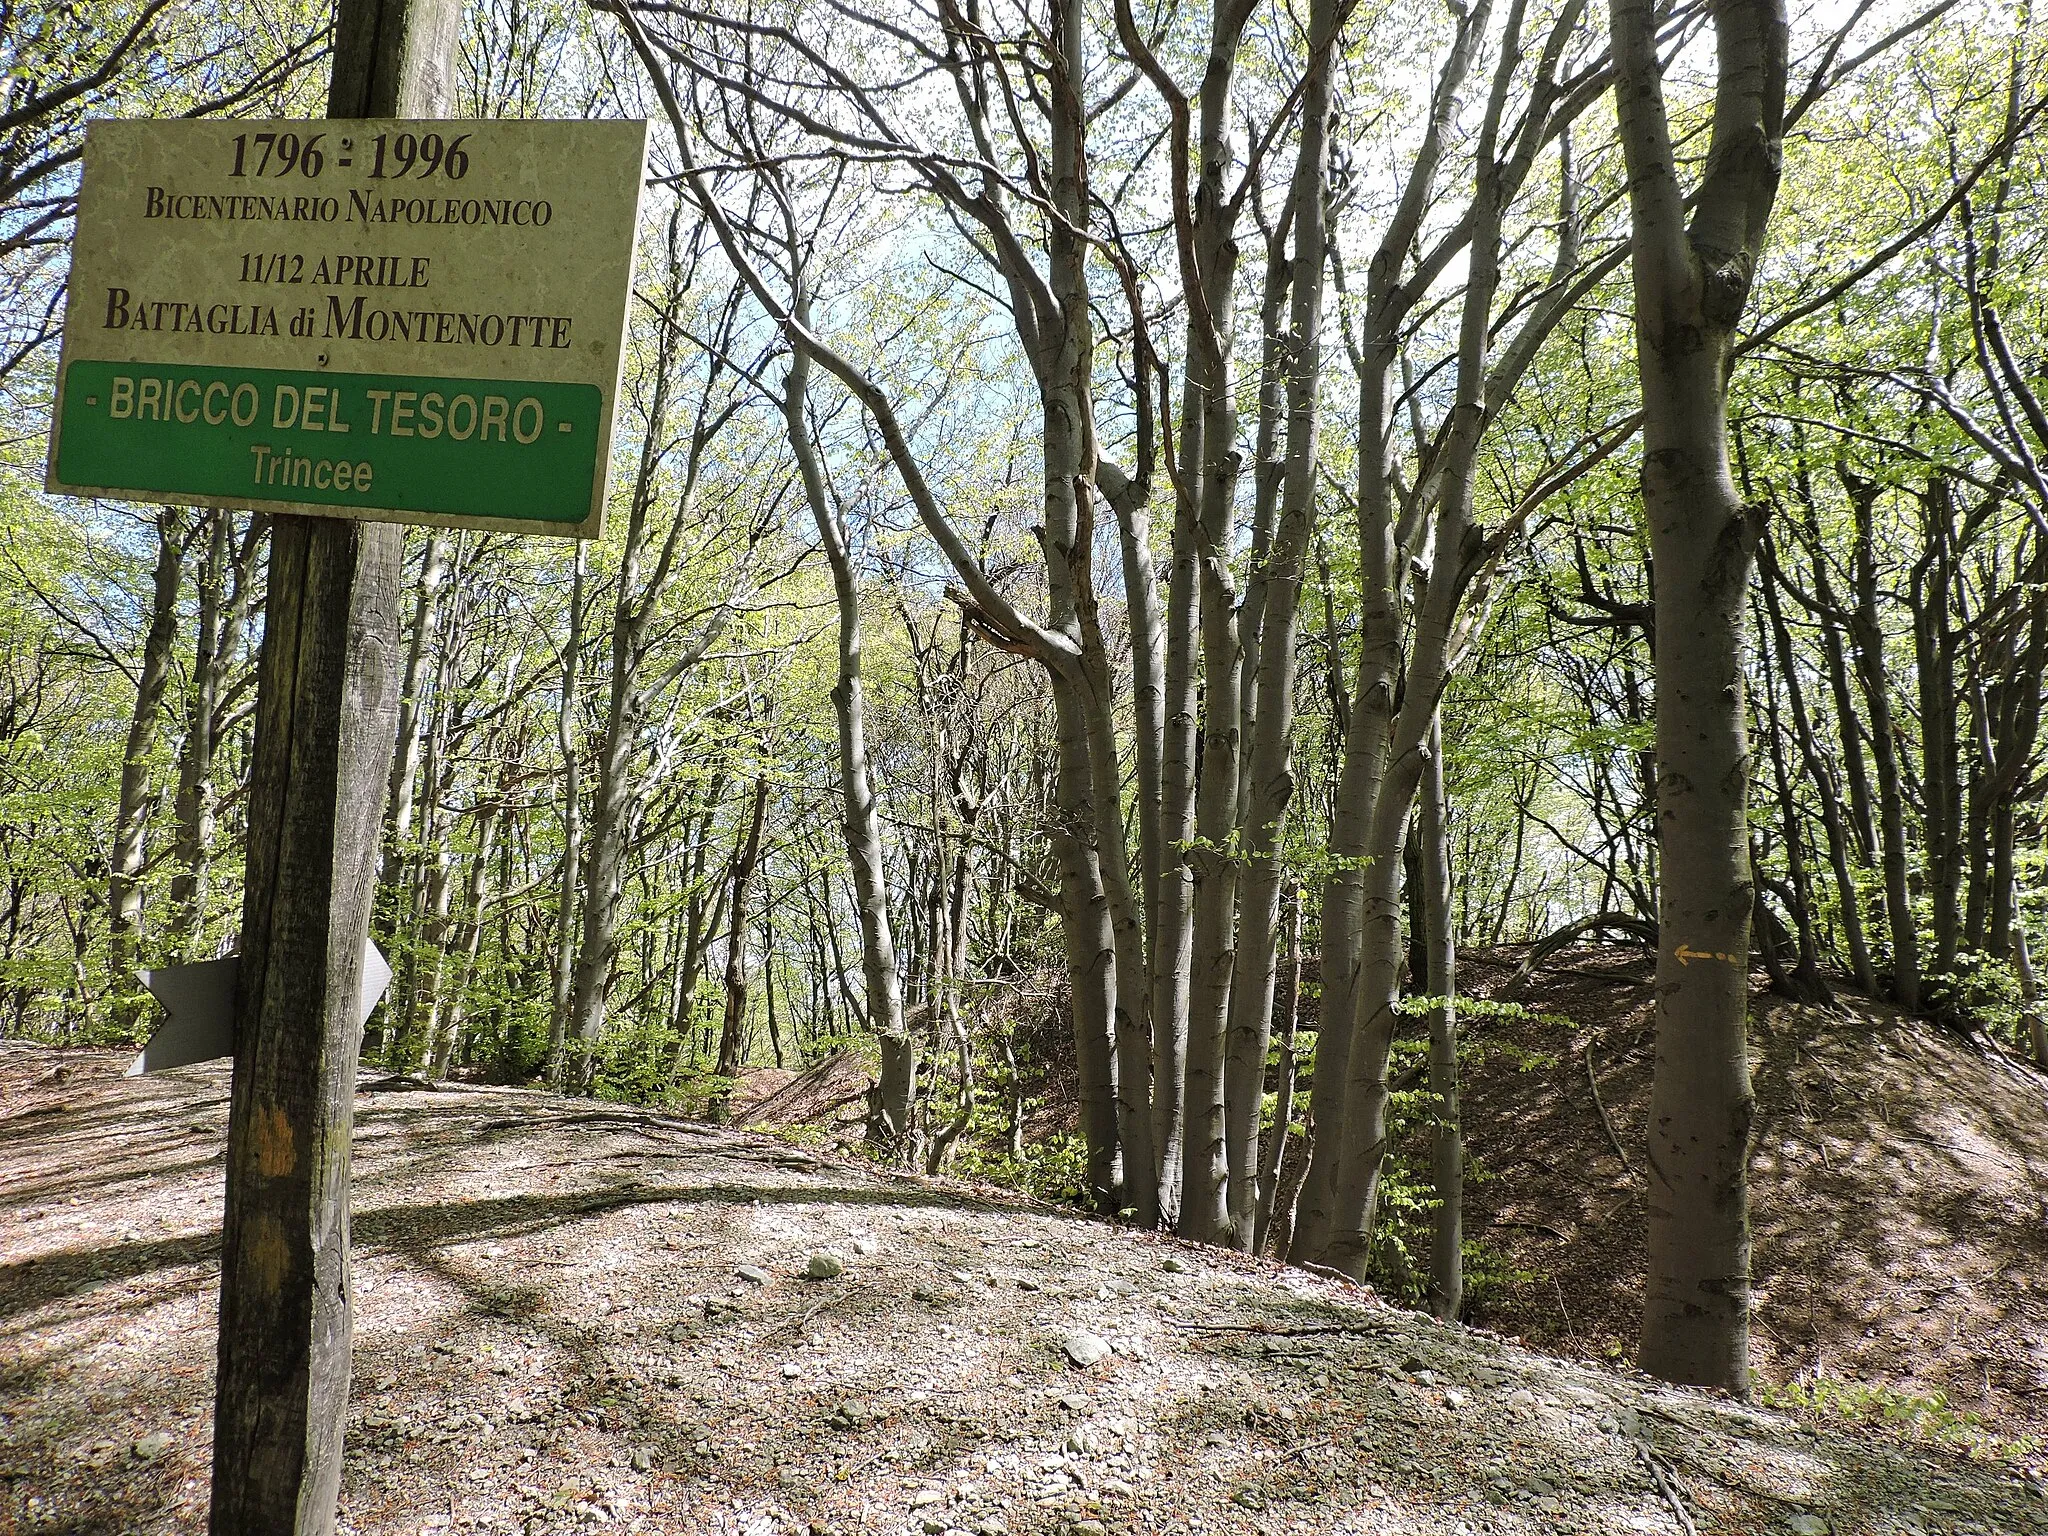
[47,119,649,537]
[126,941,393,1075]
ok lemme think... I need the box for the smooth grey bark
[2018,923,2048,1068]
[1311,0,1602,1275]
[382,532,451,882]
[1149,367,1201,1220]
[168,514,226,960]
[782,327,913,1152]
[421,793,498,1076]
[1845,468,1920,1010]
[1224,0,1338,1248]
[1611,0,1786,1396]
[168,511,261,959]
[1119,0,1261,1246]
[545,542,585,1084]
[1759,533,1874,991]
[108,507,185,1020]
[1039,1,1136,1212]
[1420,711,1461,1320]
[1252,886,1304,1256]
[710,772,770,1117]
[1235,202,1294,830]
[1295,0,1494,1268]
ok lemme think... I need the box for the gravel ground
[4,1047,2045,1536]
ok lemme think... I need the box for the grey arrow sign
[126,940,392,1076]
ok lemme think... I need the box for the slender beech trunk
[1161,0,1262,1246]
[383,532,452,882]
[1760,535,1873,991]
[1846,471,1920,1010]
[1421,711,1462,1319]
[424,796,498,1076]
[108,509,186,1019]
[1293,0,1491,1266]
[1611,0,1786,1396]
[784,330,913,1151]
[546,543,585,1083]
[1235,205,1293,831]
[1037,0,1132,1214]
[1253,888,1305,1256]
[1912,481,1962,984]
[711,773,770,1117]
[169,510,258,959]
[2018,924,2048,1068]
[1224,0,1337,1248]
[168,512,227,958]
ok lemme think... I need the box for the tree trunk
[1225,0,1336,1248]
[710,773,770,1118]
[1421,711,1462,1320]
[2017,923,2048,1068]
[168,509,257,959]
[546,542,585,1083]
[1610,0,1785,1397]
[1253,887,1305,1257]
[1759,535,1873,991]
[108,508,185,1023]
[1845,471,1920,1010]
[784,330,913,1153]
[382,532,451,882]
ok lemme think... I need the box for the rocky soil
[5,1044,2046,1536]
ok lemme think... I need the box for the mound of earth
[5,1046,2045,1536]
[1459,945,2048,1450]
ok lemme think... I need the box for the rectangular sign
[47,119,649,537]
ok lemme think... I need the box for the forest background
[3,0,2045,1400]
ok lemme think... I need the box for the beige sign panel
[47,118,650,538]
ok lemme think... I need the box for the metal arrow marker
[126,940,392,1076]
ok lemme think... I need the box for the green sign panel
[57,361,601,524]
[47,119,648,538]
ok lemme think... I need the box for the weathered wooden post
[208,2,456,1530]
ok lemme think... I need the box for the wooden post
[209,2,457,1532]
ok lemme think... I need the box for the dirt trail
[4,1045,2044,1535]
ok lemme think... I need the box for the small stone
[1442,1388,1468,1408]
[1413,1369,1438,1387]
[782,1362,804,1378]
[132,1431,173,1462]
[1161,1257,1187,1273]
[735,1265,772,1285]
[1017,1276,1042,1292]
[1067,1523,1107,1536]
[1787,1517,1831,1536]
[1062,1333,1112,1368]
[912,1284,941,1303]
[911,1489,946,1508]
[806,1251,846,1280]
[853,1235,881,1256]
[1399,1354,1427,1373]
[630,1447,656,1472]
